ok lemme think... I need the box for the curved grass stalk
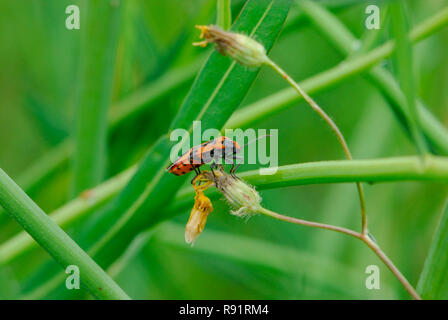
[417,200,448,298]
[172,155,448,210]
[295,0,448,175]
[6,4,448,300]
[14,61,200,194]
[265,58,368,234]
[12,5,448,197]
[2,155,448,267]
[0,168,129,300]
[225,5,448,133]
[217,0,232,30]
[16,0,293,299]
[72,1,122,194]
[0,166,136,265]
[257,207,420,299]
[116,222,398,298]
[186,168,420,299]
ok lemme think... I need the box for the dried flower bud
[193,25,269,67]
[185,191,213,245]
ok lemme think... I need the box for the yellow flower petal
[185,191,213,245]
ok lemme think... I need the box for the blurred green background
[0,0,447,299]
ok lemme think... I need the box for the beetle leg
[191,165,204,184]
[230,163,242,178]
[210,162,218,185]
[228,154,243,179]
[189,151,201,184]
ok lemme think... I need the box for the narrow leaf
[25,0,292,297]
[0,167,129,300]
[417,200,448,299]
[217,0,232,30]
[390,1,428,155]
[72,0,122,194]
[87,0,292,267]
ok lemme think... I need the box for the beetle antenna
[242,134,271,148]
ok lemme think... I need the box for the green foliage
[390,1,428,155]
[0,0,448,300]
[417,201,448,299]
[297,0,448,155]
[217,0,232,30]
[0,168,128,299]
[73,1,122,194]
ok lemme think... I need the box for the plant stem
[297,0,448,155]
[226,5,448,131]
[265,59,368,235]
[2,155,448,267]
[73,1,122,194]
[12,60,199,196]
[390,1,428,156]
[13,5,448,197]
[417,200,448,299]
[258,207,362,239]
[225,155,448,190]
[361,234,421,300]
[217,0,232,30]
[257,206,421,299]
[0,166,136,265]
[0,168,130,300]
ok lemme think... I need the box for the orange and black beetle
[167,136,242,182]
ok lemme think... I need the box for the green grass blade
[170,156,448,212]
[72,1,122,194]
[3,155,448,268]
[109,60,202,129]
[0,166,136,265]
[309,104,394,255]
[390,1,428,155]
[5,4,448,270]
[23,94,69,145]
[170,0,291,132]
[367,69,448,155]
[16,140,71,194]
[20,0,292,298]
[297,0,355,55]
[297,0,448,155]
[217,0,232,30]
[417,200,448,299]
[12,1,448,200]
[0,167,129,300]
[12,58,199,197]
[227,4,448,155]
[149,223,396,299]
[85,0,292,266]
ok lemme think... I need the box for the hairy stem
[296,0,448,155]
[361,235,421,300]
[258,206,362,239]
[226,6,448,130]
[265,59,368,234]
[257,206,421,299]
[2,155,448,267]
